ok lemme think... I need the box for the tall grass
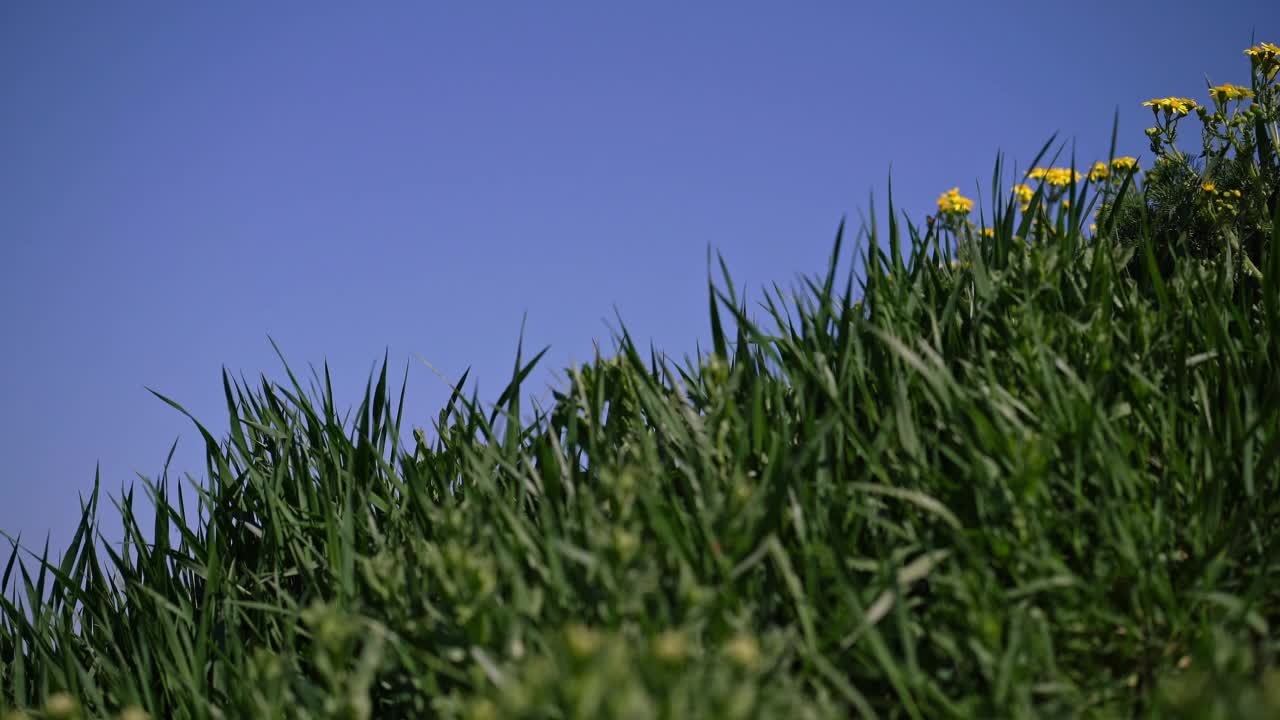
[3,44,1280,719]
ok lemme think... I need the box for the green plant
[3,42,1280,720]
[1104,42,1279,285]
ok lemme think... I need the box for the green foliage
[1106,46,1279,285]
[4,43,1280,720]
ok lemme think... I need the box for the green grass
[3,45,1280,720]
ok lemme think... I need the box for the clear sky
[2,2,1275,549]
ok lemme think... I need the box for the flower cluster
[1203,181,1244,196]
[1115,41,1278,282]
[1144,98,1202,158]
[1209,83,1254,104]
[1027,167,1083,187]
[1246,41,1280,60]
[934,187,980,243]
[1201,182,1245,215]
[1245,41,1280,80]
[961,42,1275,263]
[1083,157,1143,231]
[1110,156,1139,172]
[1047,168,1083,186]
[1012,183,1034,205]
[1014,168,1084,224]
[936,187,974,215]
[1143,97,1199,116]
[1082,158,1141,184]
[1190,45,1280,165]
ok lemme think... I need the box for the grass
[3,44,1280,719]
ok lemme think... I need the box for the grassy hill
[3,42,1280,720]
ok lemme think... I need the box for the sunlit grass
[3,42,1280,720]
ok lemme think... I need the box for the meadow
[3,43,1280,719]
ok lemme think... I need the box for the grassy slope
[5,65,1280,720]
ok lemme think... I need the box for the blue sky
[2,2,1275,549]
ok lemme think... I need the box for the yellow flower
[1027,167,1049,180]
[1062,199,1071,209]
[1110,156,1140,172]
[1012,183,1034,203]
[1043,168,1083,187]
[1209,83,1254,103]
[1088,161,1110,182]
[980,227,995,238]
[1089,223,1098,233]
[1201,182,1217,193]
[1244,41,1280,62]
[1142,97,1199,116]
[936,187,974,215]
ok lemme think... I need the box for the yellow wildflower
[1110,156,1139,172]
[1201,182,1217,193]
[1244,41,1280,62]
[1012,183,1034,203]
[1089,223,1098,233]
[1250,50,1279,79]
[1088,161,1110,182]
[1062,199,1071,209]
[1209,83,1254,103]
[1027,167,1049,180]
[937,187,974,215]
[1043,168,1083,187]
[980,227,995,238]
[1142,97,1198,116]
